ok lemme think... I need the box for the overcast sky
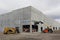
[0,0,60,23]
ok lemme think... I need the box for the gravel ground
[0,32,60,40]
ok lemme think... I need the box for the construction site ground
[0,32,60,40]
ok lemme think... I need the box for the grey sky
[0,0,60,22]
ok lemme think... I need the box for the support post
[30,22,32,33]
[38,24,41,32]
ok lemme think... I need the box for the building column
[19,24,21,33]
[30,24,32,33]
[38,24,41,32]
[30,21,32,33]
[19,21,23,33]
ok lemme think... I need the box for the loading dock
[23,25,30,32]
[32,25,38,32]
[23,25,38,32]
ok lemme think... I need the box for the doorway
[41,27,43,31]
[32,25,38,32]
[23,25,30,32]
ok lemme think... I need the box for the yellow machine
[4,27,16,34]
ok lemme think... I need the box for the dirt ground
[0,32,60,40]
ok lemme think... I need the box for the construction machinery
[34,21,53,33]
[4,27,20,34]
[43,27,53,33]
[42,24,53,33]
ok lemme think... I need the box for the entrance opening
[41,27,43,31]
[23,25,30,32]
[56,27,57,30]
[53,27,55,30]
[32,25,38,32]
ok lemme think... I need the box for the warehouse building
[0,6,60,32]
